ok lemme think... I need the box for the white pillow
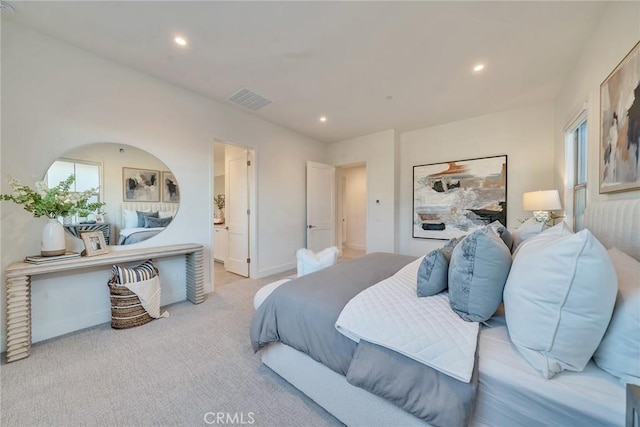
[158,211,176,219]
[593,247,640,385]
[504,227,617,379]
[511,221,572,258]
[296,246,339,277]
[510,217,544,252]
[123,209,139,229]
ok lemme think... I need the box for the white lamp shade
[523,190,562,211]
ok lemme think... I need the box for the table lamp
[522,190,562,223]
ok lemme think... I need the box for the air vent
[1,1,16,15]
[227,88,273,111]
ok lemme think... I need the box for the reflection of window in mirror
[46,159,102,206]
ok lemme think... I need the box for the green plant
[1,175,105,219]
[214,194,225,210]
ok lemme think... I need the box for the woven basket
[108,276,154,329]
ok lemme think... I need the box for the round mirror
[45,143,180,246]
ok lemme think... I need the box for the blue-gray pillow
[144,216,172,228]
[448,227,512,322]
[136,211,158,227]
[417,237,463,297]
[417,250,448,297]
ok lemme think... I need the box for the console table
[5,243,205,363]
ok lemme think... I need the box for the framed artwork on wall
[413,155,507,240]
[600,41,640,194]
[162,171,180,203]
[122,167,160,202]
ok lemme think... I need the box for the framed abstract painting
[413,155,507,240]
[122,167,160,202]
[162,171,180,203]
[600,41,640,194]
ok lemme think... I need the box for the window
[566,118,587,231]
[46,159,101,205]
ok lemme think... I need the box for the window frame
[564,110,588,231]
[46,158,104,204]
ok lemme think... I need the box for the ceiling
[3,1,606,143]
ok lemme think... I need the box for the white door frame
[334,161,368,254]
[211,139,258,287]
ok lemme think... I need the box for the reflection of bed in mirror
[118,202,178,245]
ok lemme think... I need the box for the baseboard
[344,243,366,251]
[257,262,296,279]
[32,309,112,345]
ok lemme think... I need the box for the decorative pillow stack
[503,223,617,379]
[448,225,512,322]
[592,247,640,385]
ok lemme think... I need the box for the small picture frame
[80,231,109,257]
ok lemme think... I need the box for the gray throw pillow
[489,220,513,251]
[416,237,463,297]
[136,211,158,227]
[144,216,172,228]
[448,227,512,322]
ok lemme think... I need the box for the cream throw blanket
[124,276,170,319]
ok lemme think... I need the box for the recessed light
[319,116,327,123]
[473,64,485,72]
[174,36,187,46]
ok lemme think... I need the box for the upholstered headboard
[584,199,640,261]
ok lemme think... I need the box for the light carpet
[1,272,342,427]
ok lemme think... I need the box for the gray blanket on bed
[250,253,477,427]
[251,252,415,375]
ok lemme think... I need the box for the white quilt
[335,257,479,383]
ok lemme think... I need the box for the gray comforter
[250,253,477,427]
[251,253,415,375]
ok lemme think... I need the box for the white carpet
[1,272,342,427]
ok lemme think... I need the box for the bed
[118,202,177,245]
[251,199,640,427]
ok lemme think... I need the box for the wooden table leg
[5,273,32,362]
[186,249,205,304]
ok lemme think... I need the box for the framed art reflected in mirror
[162,171,180,203]
[123,168,160,202]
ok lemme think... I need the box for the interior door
[225,148,249,277]
[306,161,336,252]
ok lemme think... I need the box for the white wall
[398,103,555,256]
[342,166,367,250]
[1,21,325,351]
[327,129,397,253]
[553,2,640,210]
